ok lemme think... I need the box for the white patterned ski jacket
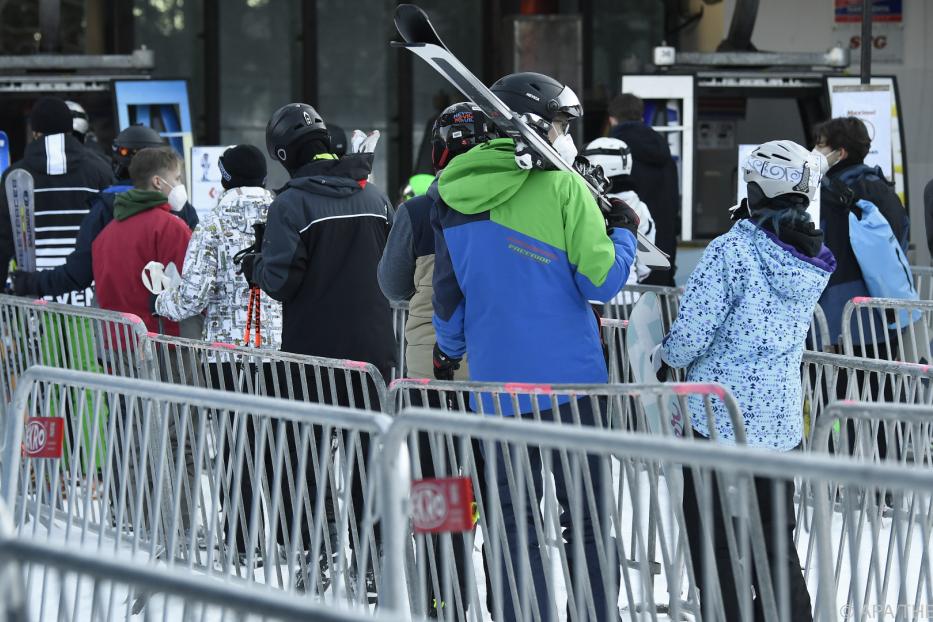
[155,186,282,348]
[661,219,835,450]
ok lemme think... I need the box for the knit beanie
[29,97,73,135]
[218,144,267,190]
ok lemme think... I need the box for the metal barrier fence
[391,300,409,381]
[0,294,148,418]
[0,529,415,621]
[143,332,389,413]
[800,351,933,451]
[1,366,392,611]
[600,317,629,384]
[387,378,744,441]
[380,409,933,622]
[840,297,933,363]
[602,284,682,332]
[385,380,745,619]
[912,265,933,301]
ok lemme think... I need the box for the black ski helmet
[111,124,165,177]
[265,103,328,166]
[491,72,582,142]
[431,102,497,170]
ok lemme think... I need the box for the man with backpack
[813,116,910,355]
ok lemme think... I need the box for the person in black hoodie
[239,103,393,598]
[813,116,909,353]
[0,97,114,303]
[608,93,680,285]
[9,124,199,300]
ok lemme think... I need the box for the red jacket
[93,203,191,339]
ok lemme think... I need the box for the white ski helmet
[742,139,822,204]
[65,100,89,140]
[581,137,633,178]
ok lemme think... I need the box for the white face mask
[551,133,578,166]
[814,146,841,169]
[156,175,188,212]
[166,183,188,212]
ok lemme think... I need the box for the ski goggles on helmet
[547,86,583,121]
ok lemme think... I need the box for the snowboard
[0,131,9,175]
[4,168,36,272]
[625,291,684,436]
[393,4,670,270]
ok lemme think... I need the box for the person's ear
[31,131,41,141]
[838,147,849,162]
[150,175,162,192]
[608,116,618,126]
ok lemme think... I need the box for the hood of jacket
[609,122,672,166]
[437,138,529,215]
[113,189,170,221]
[216,185,275,234]
[22,133,89,176]
[285,153,374,199]
[737,219,836,301]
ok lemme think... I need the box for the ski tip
[394,3,444,47]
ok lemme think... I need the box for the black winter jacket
[0,134,114,301]
[818,161,909,346]
[30,181,199,298]
[609,121,680,285]
[253,155,396,378]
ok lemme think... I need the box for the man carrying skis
[431,72,637,621]
[0,96,114,302]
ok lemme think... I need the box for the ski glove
[729,198,751,221]
[10,270,41,297]
[606,197,640,237]
[433,343,462,381]
[650,344,672,382]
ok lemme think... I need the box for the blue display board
[0,131,9,175]
[112,80,193,179]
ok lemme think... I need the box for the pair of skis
[4,167,36,273]
[393,4,670,269]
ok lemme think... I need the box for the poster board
[190,146,229,219]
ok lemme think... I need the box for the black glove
[432,343,462,381]
[729,198,751,222]
[252,222,266,250]
[238,253,258,287]
[10,270,41,297]
[606,197,640,237]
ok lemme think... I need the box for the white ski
[393,3,670,269]
[4,168,36,272]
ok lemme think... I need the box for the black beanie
[218,144,267,190]
[29,97,73,135]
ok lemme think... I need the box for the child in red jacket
[93,146,192,338]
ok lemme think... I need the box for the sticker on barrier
[411,476,474,534]
[22,417,63,458]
